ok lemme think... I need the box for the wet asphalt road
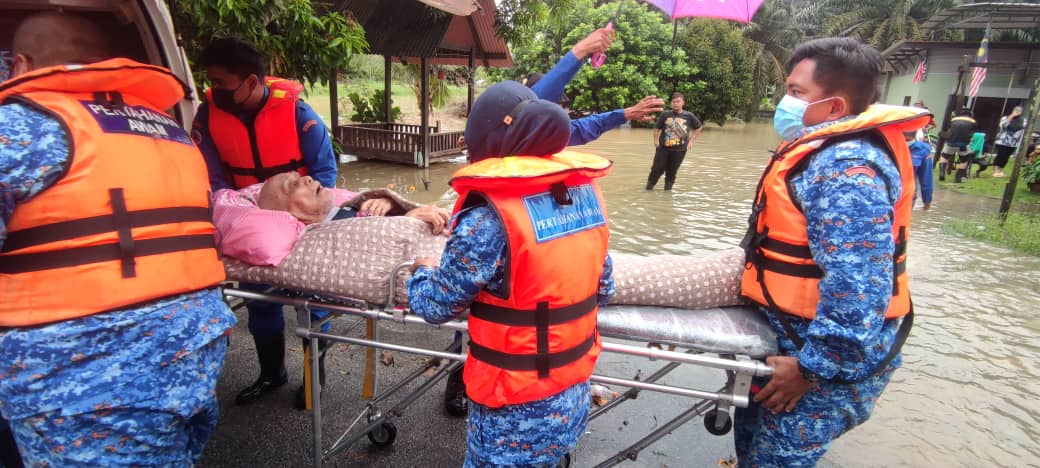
[195,305,764,468]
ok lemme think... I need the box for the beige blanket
[224,216,745,309]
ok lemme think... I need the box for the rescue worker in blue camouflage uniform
[440,27,661,419]
[738,37,927,467]
[0,12,235,466]
[191,37,339,409]
[408,81,615,467]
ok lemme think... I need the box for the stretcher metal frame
[223,262,773,467]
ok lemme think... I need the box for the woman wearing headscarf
[407,81,615,467]
[991,106,1028,177]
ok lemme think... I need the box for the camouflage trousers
[733,368,896,467]
[463,382,590,467]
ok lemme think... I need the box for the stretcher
[223,260,776,467]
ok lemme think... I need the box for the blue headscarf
[464,80,571,162]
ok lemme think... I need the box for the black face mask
[212,79,248,113]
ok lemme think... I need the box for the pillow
[211,185,358,267]
[214,203,304,266]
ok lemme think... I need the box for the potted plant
[1023,158,1040,193]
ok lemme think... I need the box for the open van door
[0,0,199,128]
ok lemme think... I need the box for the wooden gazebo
[334,0,513,166]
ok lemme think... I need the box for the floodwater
[335,122,1040,467]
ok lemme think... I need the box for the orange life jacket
[450,151,612,408]
[741,105,932,320]
[206,77,305,188]
[0,58,225,327]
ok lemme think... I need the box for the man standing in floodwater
[739,37,928,466]
[647,92,701,190]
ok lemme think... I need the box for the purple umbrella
[643,0,766,23]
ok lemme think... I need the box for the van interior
[1,0,198,126]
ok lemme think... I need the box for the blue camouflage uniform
[192,87,337,337]
[908,140,934,206]
[408,205,614,467]
[735,116,905,467]
[0,101,236,466]
[530,52,628,146]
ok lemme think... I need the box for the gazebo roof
[345,0,512,67]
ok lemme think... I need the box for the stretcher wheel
[703,409,732,436]
[367,421,397,447]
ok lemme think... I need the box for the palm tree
[818,0,957,51]
[742,0,805,119]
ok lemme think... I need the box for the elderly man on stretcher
[214,171,450,268]
[213,167,770,418]
[214,171,749,314]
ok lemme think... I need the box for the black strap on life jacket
[469,294,598,378]
[772,303,914,385]
[0,188,215,277]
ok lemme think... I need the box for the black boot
[955,168,968,183]
[235,335,288,406]
[294,339,330,410]
[938,161,947,181]
[0,424,24,468]
[444,366,468,417]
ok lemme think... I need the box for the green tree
[565,1,699,116]
[674,19,756,125]
[394,64,452,111]
[742,0,804,119]
[817,0,956,50]
[168,0,368,86]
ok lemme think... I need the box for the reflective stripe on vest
[206,77,305,188]
[0,60,225,327]
[450,151,612,408]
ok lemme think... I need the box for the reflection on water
[338,121,1040,466]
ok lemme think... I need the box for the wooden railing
[334,124,464,165]
[340,122,442,134]
[336,126,419,154]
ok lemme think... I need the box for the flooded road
[336,122,1040,466]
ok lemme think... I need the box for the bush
[1022,158,1040,185]
[348,90,401,123]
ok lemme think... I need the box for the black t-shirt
[946,116,976,146]
[655,110,702,149]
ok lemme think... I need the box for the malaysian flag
[968,23,991,98]
[912,58,927,83]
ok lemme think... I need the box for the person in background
[646,92,702,190]
[907,131,934,210]
[409,81,614,467]
[939,108,976,182]
[740,37,927,466]
[191,37,340,408]
[0,12,234,466]
[912,100,936,142]
[990,105,1028,178]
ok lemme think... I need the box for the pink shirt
[212,183,356,266]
